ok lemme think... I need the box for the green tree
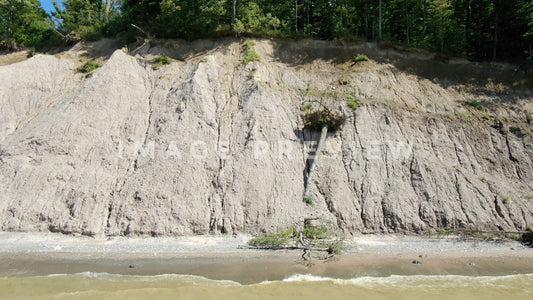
[0,0,57,49]
[523,1,533,58]
[101,0,533,62]
[233,1,280,35]
[428,0,455,52]
[199,0,229,31]
[52,0,119,39]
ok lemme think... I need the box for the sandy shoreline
[1,232,532,284]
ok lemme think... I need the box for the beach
[0,232,532,299]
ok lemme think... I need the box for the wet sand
[0,232,532,284]
[2,251,533,284]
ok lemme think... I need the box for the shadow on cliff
[130,38,238,61]
[58,37,533,103]
[39,39,124,60]
[270,39,533,102]
[77,39,124,59]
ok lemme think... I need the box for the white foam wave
[273,273,533,288]
[41,272,533,289]
[46,272,241,286]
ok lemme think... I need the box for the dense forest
[1,0,533,62]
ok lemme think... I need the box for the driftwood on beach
[238,245,334,253]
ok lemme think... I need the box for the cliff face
[1,39,532,236]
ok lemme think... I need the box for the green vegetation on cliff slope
[2,0,533,64]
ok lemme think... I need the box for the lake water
[1,272,532,299]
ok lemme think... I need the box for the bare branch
[130,24,152,39]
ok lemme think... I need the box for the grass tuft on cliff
[242,39,260,64]
[76,60,100,73]
[152,55,171,70]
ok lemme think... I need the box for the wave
[37,272,533,289]
[273,273,533,288]
[45,272,242,286]
[2,272,532,299]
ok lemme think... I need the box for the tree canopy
[0,0,58,49]
[2,0,533,62]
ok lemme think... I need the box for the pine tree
[52,0,119,39]
[0,0,55,49]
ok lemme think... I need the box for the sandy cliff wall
[0,39,532,236]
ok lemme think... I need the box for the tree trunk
[422,0,427,42]
[307,0,310,34]
[404,1,409,44]
[304,125,328,198]
[105,0,112,22]
[365,15,368,39]
[493,9,498,61]
[372,18,375,41]
[378,0,382,40]
[440,19,444,52]
[7,0,13,39]
[465,0,471,56]
[295,0,298,32]
[406,15,410,44]
[232,0,237,24]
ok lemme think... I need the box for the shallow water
[1,273,532,300]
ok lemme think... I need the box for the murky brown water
[1,273,532,300]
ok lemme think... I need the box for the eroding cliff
[1,39,532,236]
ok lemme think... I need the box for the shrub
[348,99,366,110]
[243,49,260,64]
[304,195,313,205]
[242,40,260,64]
[300,103,313,111]
[338,74,352,85]
[347,92,366,110]
[483,114,491,120]
[464,100,483,110]
[303,225,329,239]
[247,221,346,257]
[521,228,533,247]
[0,39,20,51]
[27,48,37,58]
[76,60,101,73]
[353,54,369,63]
[244,39,255,50]
[325,241,346,255]
[503,195,511,204]
[248,227,296,248]
[152,55,171,69]
[79,25,103,41]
